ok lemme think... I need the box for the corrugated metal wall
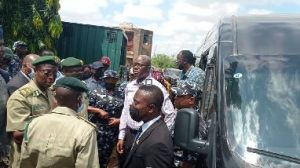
[56,22,127,71]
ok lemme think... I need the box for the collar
[51,106,78,117]
[20,71,31,82]
[184,66,194,75]
[180,66,194,79]
[139,115,161,138]
[54,72,64,82]
[29,80,48,97]
[134,74,152,85]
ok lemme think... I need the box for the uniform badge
[53,56,61,64]
[20,87,33,97]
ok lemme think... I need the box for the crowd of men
[0,27,208,168]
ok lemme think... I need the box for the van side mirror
[174,108,209,154]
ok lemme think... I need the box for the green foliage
[152,54,177,69]
[0,0,63,53]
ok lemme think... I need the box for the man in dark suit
[7,54,39,95]
[0,68,9,83]
[123,85,174,168]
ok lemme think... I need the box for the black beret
[54,77,88,92]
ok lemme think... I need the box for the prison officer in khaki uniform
[20,77,99,168]
[60,57,89,119]
[6,56,59,168]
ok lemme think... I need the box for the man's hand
[117,139,124,154]
[97,109,109,119]
[108,118,120,127]
[88,106,109,119]
[12,131,23,144]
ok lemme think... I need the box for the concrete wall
[122,27,153,66]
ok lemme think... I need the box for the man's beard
[178,64,184,70]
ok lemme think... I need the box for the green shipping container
[56,22,127,71]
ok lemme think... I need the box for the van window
[224,55,300,164]
[236,21,300,55]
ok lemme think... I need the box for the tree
[0,0,63,53]
[151,54,177,69]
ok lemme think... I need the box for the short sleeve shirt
[85,77,104,91]
[178,66,205,91]
[20,106,99,168]
[6,80,52,132]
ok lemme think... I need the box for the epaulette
[19,87,33,97]
[77,115,97,129]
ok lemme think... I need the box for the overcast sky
[59,0,300,56]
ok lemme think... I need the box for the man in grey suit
[0,24,10,168]
[123,85,174,168]
[7,54,39,95]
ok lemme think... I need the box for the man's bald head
[21,54,40,75]
[136,55,151,65]
[22,54,39,66]
[133,55,151,82]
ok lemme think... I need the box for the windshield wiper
[247,147,300,164]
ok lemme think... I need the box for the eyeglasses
[37,69,57,77]
[133,63,150,68]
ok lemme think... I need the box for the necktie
[135,127,143,144]
[130,127,143,151]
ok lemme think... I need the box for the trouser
[9,141,21,168]
[106,145,119,168]
[119,128,138,167]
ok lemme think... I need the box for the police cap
[12,41,27,51]
[100,56,111,66]
[90,61,104,69]
[103,70,118,79]
[171,81,198,97]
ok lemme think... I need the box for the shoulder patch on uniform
[19,87,33,97]
[77,116,97,129]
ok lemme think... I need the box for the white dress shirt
[20,71,31,82]
[118,75,176,140]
